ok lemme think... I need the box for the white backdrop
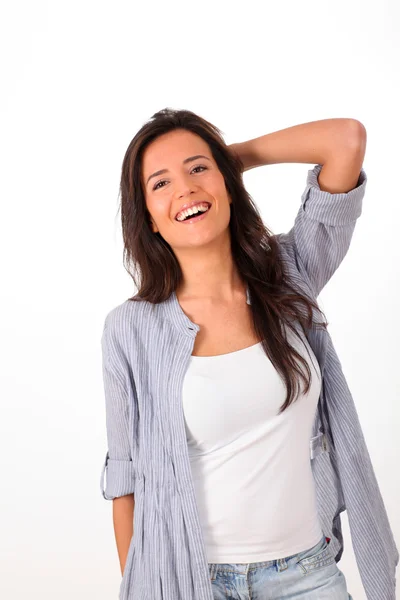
[1,1,399,599]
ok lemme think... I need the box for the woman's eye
[153,165,207,191]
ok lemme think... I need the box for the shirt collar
[164,286,252,337]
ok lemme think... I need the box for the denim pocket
[296,535,336,574]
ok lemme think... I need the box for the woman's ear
[146,208,158,233]
[150,217,158,233]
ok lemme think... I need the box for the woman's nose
[174,175,198,198]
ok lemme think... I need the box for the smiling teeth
[176,203,210,221]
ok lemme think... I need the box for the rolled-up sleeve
[100,316,136,500]
[277,163,367,298]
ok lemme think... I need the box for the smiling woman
[122,110,327,409]
[141,129,234,256]
[100,107,398,600]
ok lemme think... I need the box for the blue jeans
[208,533,353,599]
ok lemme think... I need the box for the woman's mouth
[175,203,211,224]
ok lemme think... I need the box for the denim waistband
[208,533,329,578]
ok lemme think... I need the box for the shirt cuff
[301,163,367,226]
[100,451,136,500]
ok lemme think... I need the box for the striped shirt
[100,164,398,600]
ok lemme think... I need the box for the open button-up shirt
[100,164,398,600]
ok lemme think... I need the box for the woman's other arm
[100,316,137,576]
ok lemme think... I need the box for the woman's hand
[227,143,251,173]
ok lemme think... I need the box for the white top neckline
[190,340,263,359]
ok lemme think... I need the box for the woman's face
[141,129,232,252]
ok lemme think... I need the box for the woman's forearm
[112,494,135,577]
[230,118,366,171]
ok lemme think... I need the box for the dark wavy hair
[118,108,328,414]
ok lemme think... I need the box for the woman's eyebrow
[146,155,211,186]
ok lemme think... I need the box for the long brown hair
[118,108,328,414]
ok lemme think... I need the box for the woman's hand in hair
[227,143,253,173]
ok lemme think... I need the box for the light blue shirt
[100,164,398,600]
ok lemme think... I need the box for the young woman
[100,109,397,600]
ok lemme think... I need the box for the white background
[1,1,399,598]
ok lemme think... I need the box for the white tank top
[182,323,324,563]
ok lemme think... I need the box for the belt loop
[208,563,217,581]
[276,557,288,571]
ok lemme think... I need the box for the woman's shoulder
[103,295,162,336]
